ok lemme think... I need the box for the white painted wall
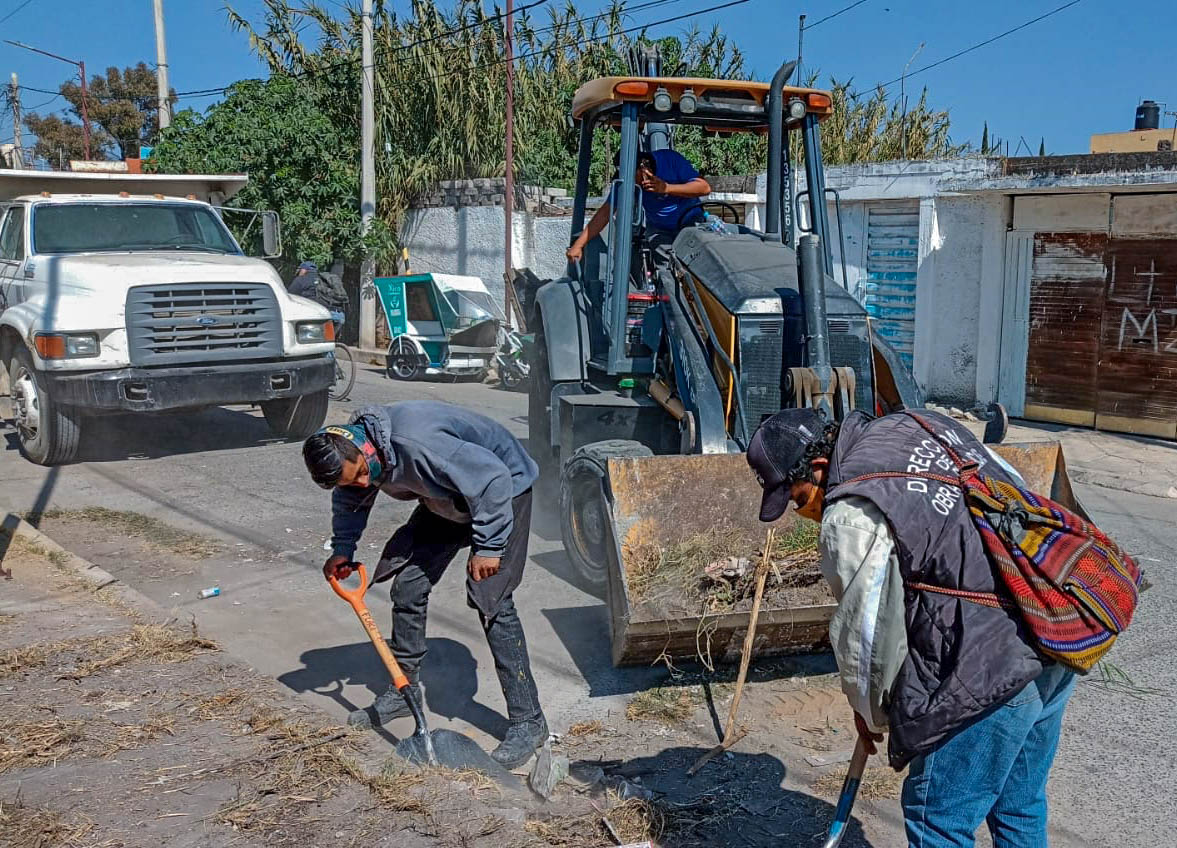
[400,206,573,310]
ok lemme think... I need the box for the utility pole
[796,15,805,86]
[10,73,22,168]
[503,0,515,325]
[359,0,377,350]
[4,40,91,160]
[152,0,171,130]
[900,42,925,161]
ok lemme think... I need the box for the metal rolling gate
[863,205,920,368]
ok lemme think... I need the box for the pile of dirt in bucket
[624,522,833,618]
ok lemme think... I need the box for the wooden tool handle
[329,564,411,691]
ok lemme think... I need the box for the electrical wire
[803,0,868,30]
[0,0,37,26]
[850,0,1083,98]
[170,0,690,100]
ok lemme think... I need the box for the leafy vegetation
[147,0,965,268]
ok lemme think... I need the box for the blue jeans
[329,310,345,336]
[902,663,1076,848]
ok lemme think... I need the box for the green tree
[60,63,176,159]
[24,63,175,162]
[23,112,113,163]
[149,75,365,272]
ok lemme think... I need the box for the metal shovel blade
[395,729,523,789]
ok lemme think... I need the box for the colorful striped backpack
[903,413,1143,673]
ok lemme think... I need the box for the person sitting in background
[289,260,348,335]
[566,149,711,263]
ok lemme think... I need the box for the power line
[406,0,753,86]
[851,0,1083,98]
[0,0,37,26]
[803,0,868,30]
[11,0,729,109]
[171,0,688,100]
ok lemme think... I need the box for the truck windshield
[32,203,241,255]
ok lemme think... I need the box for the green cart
[374,273,503,381]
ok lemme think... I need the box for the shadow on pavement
[593,746,876,847]
[543,604,838,698]
[278,636,509,739]
[73,407,287,462]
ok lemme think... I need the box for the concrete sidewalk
[957,416,1177,500]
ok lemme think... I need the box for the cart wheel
[386,339,422,381]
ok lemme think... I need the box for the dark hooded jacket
[825,410,1044,768]
[329,402,538,563]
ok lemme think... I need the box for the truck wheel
[261,389,329,440]
[560,440,654,591]
[8,347,81,466]
[528,326,557,480]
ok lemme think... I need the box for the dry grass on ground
[0,799,106,848]
[29,507,222,558]
[814,765,907,801]
[625,684,702,725]
[525,796,672,847]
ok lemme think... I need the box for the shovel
[328,563,520,782]
[822,736,869,848]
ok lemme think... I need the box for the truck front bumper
[44,355,335,412]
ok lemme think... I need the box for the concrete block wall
[400,203,573,313]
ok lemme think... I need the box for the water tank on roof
[1135,100,1160,131]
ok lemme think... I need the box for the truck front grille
[126,283,282,366]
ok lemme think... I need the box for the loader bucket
[602,453,836,667]
[599,440,1085,668]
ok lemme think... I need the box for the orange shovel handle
[327,563,411,691]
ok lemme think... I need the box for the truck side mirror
[261,211,282,259]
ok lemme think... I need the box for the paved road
[1,368,1173,845]
[0,367,660,742]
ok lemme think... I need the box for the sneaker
[347,683,421,729]
[490,715,549,769]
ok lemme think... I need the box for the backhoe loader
[523,56,1078,666]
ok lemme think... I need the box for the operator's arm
[640,173,711,198]
[330,484,378,561]
[567,201,612,262]
[819,497,907,732]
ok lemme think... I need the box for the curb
[2,513,172,619]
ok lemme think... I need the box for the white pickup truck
[0,172,336,465]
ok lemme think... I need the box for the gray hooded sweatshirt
[330,402,538,560]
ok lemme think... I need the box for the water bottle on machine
[703,211,730,236]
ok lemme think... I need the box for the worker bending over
[302,401,547,769]
[748,408,1075,847]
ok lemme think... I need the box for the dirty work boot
[491,715,549,769]
[348,682,422,730]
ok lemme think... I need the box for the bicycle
[328,312,356,401]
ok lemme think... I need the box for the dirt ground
[1,514,899,848]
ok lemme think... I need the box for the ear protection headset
[324,424,384,481]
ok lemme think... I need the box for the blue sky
[2,0,1174,155]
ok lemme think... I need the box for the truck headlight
[296,320,334,344]
[34,333,100,359]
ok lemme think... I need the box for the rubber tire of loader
[261,389,329,440]
[560,439,654,591]
[527,324,557,482]
[8,346,82,466]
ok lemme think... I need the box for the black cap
[747,408,825,522]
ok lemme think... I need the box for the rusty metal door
[1023,232,1108,427]
[1096,239,1177,438]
